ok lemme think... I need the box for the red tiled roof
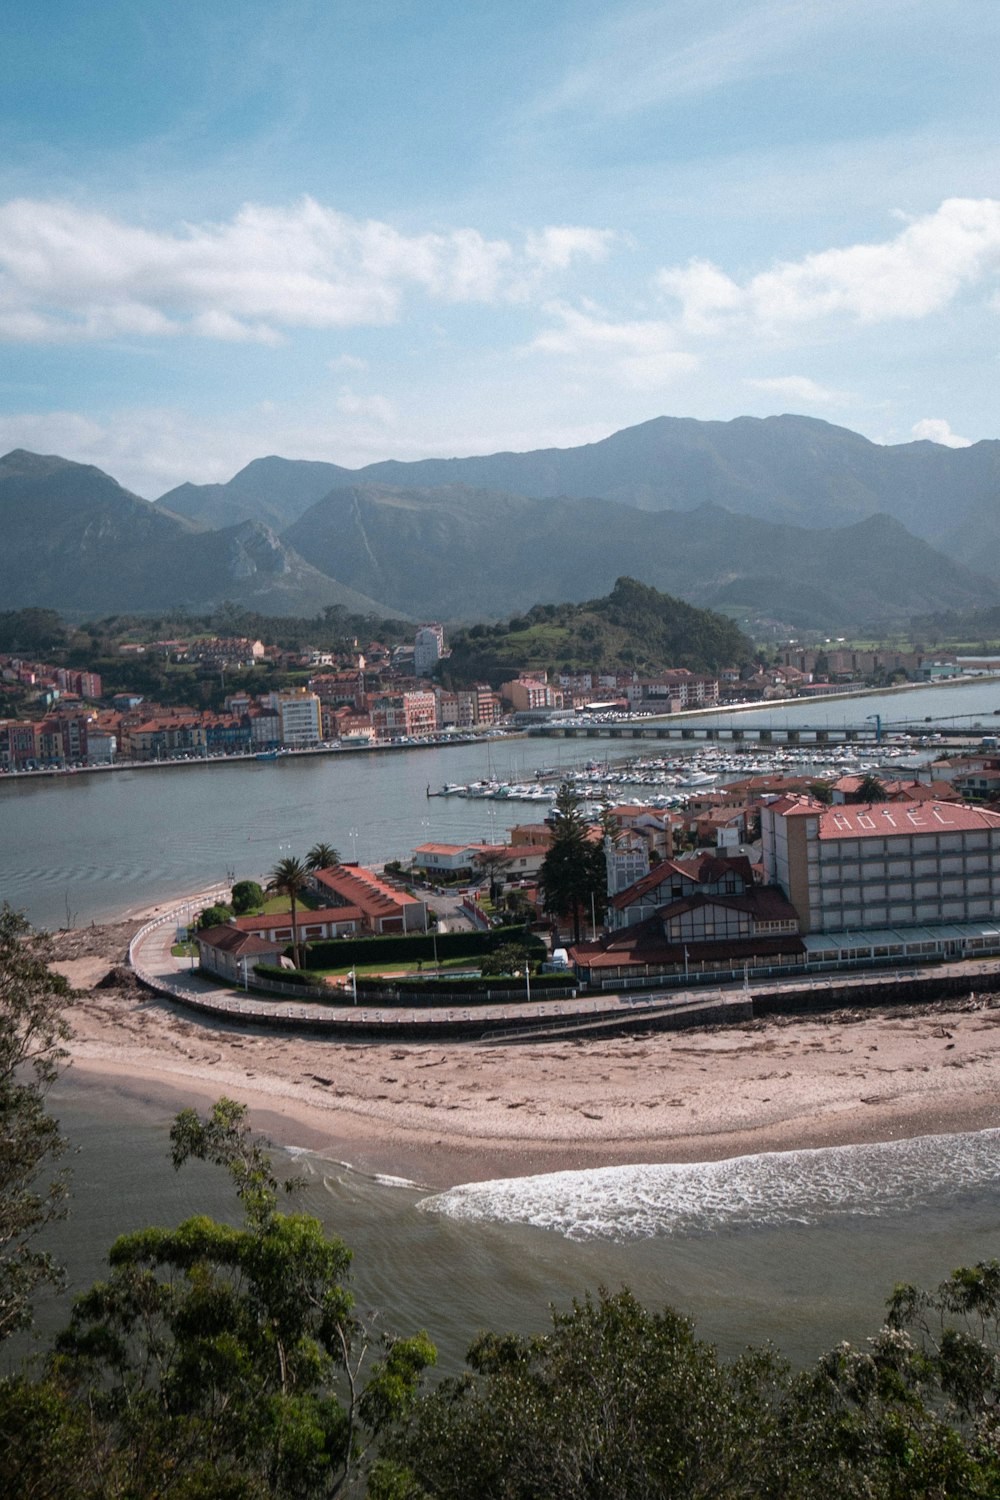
[571,920,803,970]
[818,802,1000,838]
[412,842,487,857]
[656,886,799,925]
[196,926,277,956]
[610,852,754,910]
[313,862,423,914]
[234,906,363,932]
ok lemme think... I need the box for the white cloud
[657,198,1000,333]
[524,226,616,271]
[911,417,973,448]
[747,375,848,405]
[0,197,614,344]
[533,0,903,117]
[327,353,369,372]
[335,387,396,426]
[527,302,698,388]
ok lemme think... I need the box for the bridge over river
[527,717,990,745]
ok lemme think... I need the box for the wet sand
[45,914,1000,1189]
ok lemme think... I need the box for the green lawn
[310,955,485,979]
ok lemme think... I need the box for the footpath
[128,895,1000,1046]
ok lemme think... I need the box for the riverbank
[48,912,1000,1190]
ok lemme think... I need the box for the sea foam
[418,1130,1000,1242]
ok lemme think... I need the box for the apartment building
[270,692,322,747]
[761,794,1000,937]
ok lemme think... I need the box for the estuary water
[3,675,1000,1375]
[22,1077,1000,1379]
[3,673,1000,932]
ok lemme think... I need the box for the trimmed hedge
[305,924,544,969]
[356,972,577,996]
[253,963,320,989]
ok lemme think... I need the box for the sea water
[13,1076,1000,1380]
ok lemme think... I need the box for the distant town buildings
[413,623,446,678]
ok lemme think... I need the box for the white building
[605,833,650,894]
[271,692,322,747]
[760,794,1000,962]
[414,623,445,677]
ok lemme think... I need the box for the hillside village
[0,612,972,772]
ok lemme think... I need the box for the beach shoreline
[46,909,1000,1190]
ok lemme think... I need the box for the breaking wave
[419,1129,1000,1242]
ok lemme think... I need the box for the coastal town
[0,615,976,771]
[181,725,1000,1029]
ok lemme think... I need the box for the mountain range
[3,414,999,629]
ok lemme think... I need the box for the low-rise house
[570,864,801,986]
[196,925,282,982]
[310,862,429,933]
[234,906,364,942]
[607,852,758,932]
[411,842,491,878]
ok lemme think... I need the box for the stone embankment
[128,896,1000,1045]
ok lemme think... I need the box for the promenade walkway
[128,895,1000,1045]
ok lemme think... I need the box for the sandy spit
[46,917,1000,1191]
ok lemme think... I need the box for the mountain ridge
[153,414,1000,575]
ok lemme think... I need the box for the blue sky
[1,0,998,496]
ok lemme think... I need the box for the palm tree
[267,855,310,969]
[305,842,341,872]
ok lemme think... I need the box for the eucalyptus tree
[0,904,71,1342]
[1,1098,435,1499]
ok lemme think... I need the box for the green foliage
[379,1287,788,1500]
[380,1269,1000,1500]
[304,926,544,971]
[478,942,531,977]
[0,1098,434,1499]
[231,879,265,915]
[306,843,341,872]
[0,607,67,653]
[267,857,311,969]
[352,972,575,1002]
[538,783,607,943]
[849,772,888,804]
[447,577,753,685]
[0,905,71,1342]
[252,964,322,991]
[197,901,234,930]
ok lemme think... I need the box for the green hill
[445,577,754,685]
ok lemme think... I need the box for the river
[3,676,1000,1377]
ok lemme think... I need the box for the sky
[1,0,998,497]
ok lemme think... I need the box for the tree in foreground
[0,902,71,1343]
[376,1265,1000,1500]
[268,855,311,968]
[538,783,606,943]
[0,1097,434,1499]
[373,1287,789,1500]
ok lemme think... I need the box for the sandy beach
[47,914,1000,1190]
